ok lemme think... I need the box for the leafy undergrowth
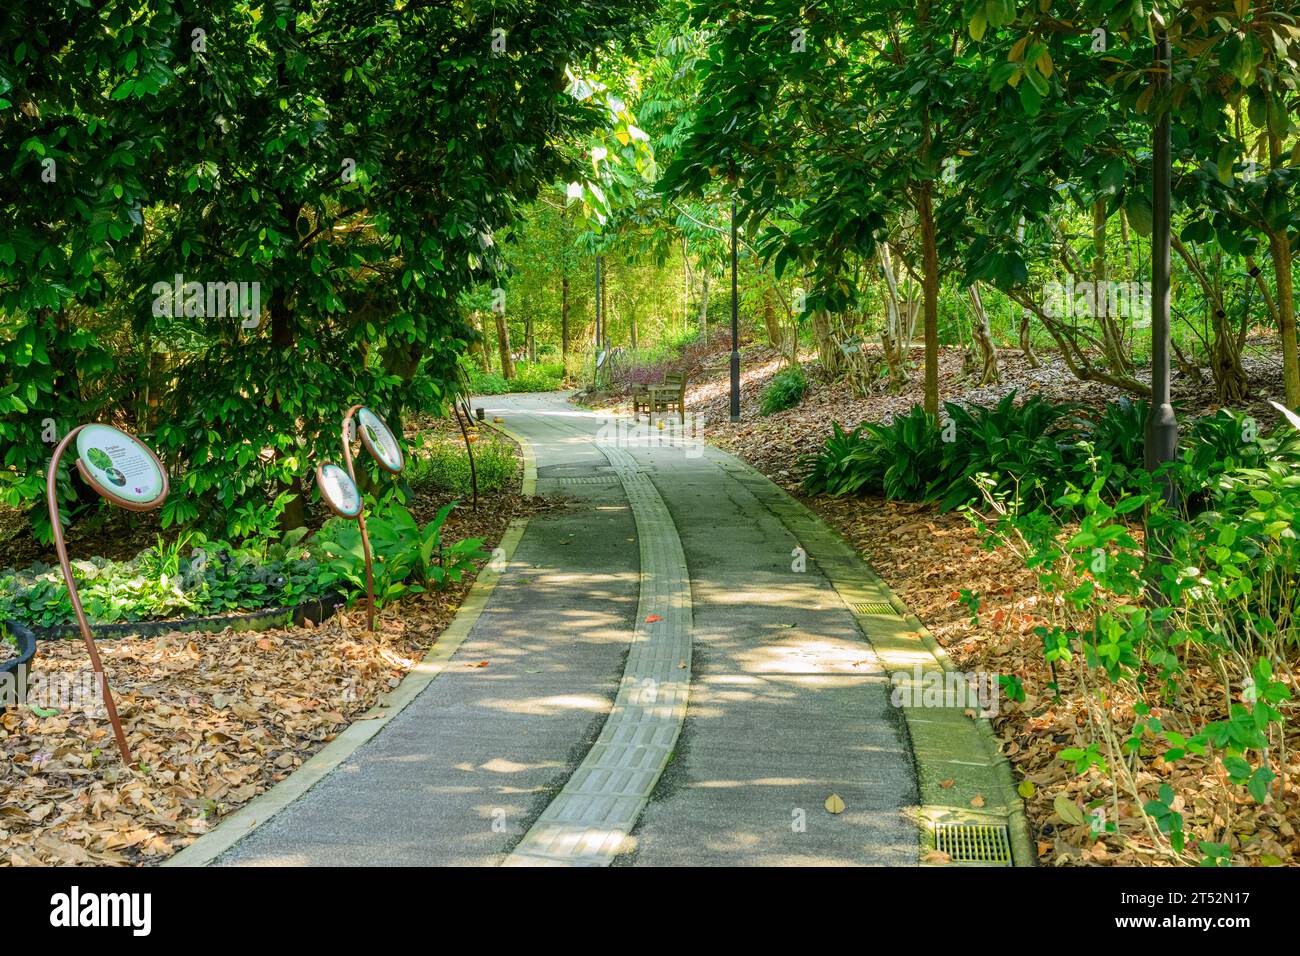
[813,497,1299,866]
[617,341,1300,867]
[0,489,549,866]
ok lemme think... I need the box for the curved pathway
[206,393,921,866]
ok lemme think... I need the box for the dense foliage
[0,493,486,630]
[406,429,519,498]
[976,431,1300,863]
[1,0,651,542]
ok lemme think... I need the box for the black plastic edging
[27,591,346,642]
[0,619,37,714]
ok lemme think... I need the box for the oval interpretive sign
[316,462,362,518]
[356,407,404,474]
[74,424,168,510]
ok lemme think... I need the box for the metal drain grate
[934,823,1012,865]
[850,600,898,616]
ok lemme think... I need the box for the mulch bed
[0,442,552,865]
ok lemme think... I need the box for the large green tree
[1,0,653,540]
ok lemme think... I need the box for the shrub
[1088,396,1147,469]
[406,431,519,497]
[465,366,512,395]
[867,405,951,502]
[803,393,1300,515]
[514,361,565,391]
[760,365,808,415]
[801,422,878,496]
[803,392,1084,509]
[314,499,488,606]
[977,443,1299,864]
[934,393,1086,510]
[463,357,564,394]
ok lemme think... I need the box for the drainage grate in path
[849,600,899,616]
[934,823,1012,865]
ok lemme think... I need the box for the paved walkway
[213,393,918,866]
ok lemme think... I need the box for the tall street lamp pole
[595,254,602,352]
[1145,30,1178,495]
[730,194,740,422]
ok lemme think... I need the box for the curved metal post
[46,426,133,764]
[341,405,377,632]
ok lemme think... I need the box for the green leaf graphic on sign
[86,447,112,470]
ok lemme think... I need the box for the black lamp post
[594,254,602,351]
[1145,31,1178,496]
[729,194,740,422]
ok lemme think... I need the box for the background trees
[3,0,1299,545]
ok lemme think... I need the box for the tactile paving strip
[549,474,621,485]
[505,424,692,866]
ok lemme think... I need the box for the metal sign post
[338,405,406,631]
[46,423,170,765]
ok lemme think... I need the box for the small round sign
[316,462,362,518]
[74,424,168,511]
[356,407,404,474]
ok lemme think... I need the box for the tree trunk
[1012,291,1151,395]
[762,284,784,353]
[918,180,940,416]
[1270,133,1299,407]
[967,284,1000,385]
[698,271,709,339]
[879,243,912,388]
[495,312,514,380]
[467,309,488,368]
[811,309,843,377]
[561,274,570,378]
[1093,200,1133,376]
[270,286,306,533]
[1172,235,1247,402]
[1272,229,1297,407]
[1019,308,1041,368]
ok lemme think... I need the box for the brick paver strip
[504,431,692,866]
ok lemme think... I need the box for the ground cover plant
[0,532,331,631]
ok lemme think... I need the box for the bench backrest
[662,371,685,388]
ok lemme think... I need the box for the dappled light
[1,0,1295,901]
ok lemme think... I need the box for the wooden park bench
[630,371,688,423]
[630,382,651,419]
[649,371,687,424]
